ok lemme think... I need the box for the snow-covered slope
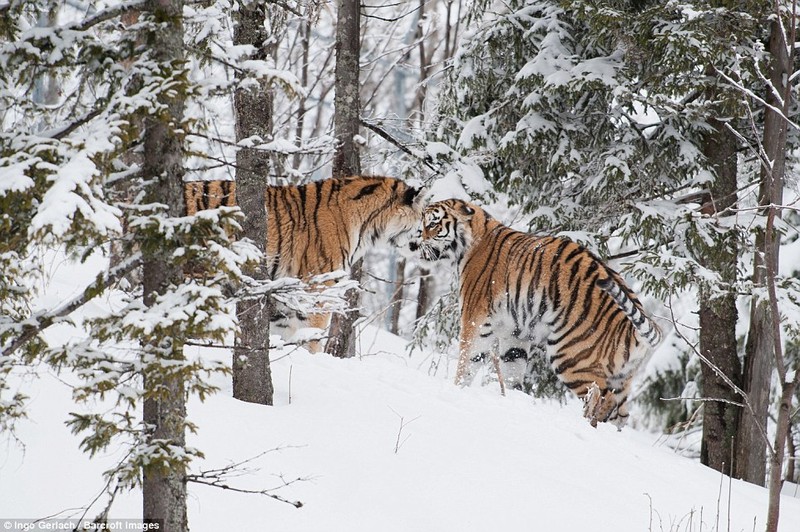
[3,323,800,532]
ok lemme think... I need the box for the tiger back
[264,176,424,279]
[420,198,661,428]
[184,176,425,351]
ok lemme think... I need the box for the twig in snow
[389,407,421,454]
[186,447,308,508]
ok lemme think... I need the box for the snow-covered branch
[1,253,142,359]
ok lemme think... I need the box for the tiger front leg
[271,302,331,354]
[304,312,332,354]
[455,315,494,386]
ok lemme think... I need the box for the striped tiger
[419,199,661,428]
[184,179,237,215]
[184,176,425,350]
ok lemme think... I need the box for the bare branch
[666,294,775,456]
[186,448,307,508]
[73,0,147,32]
[42,106,105,141]
[360,118,442,176]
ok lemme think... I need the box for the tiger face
[420,199,480,265]
[336,176,427,262]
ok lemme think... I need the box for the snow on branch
[241,271,359,316]
[1,253,142,359]
[72,0,147,33]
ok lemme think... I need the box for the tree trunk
[331,0,362,180]
[698,116,741,476]
[326,0,363,358]
[761,9,795,529]
[141,0,187,529]
[766,370,799,531]
[736,17,789,487]
[415,268,432,320]
[388,256,405,335]
[232,0,274,405]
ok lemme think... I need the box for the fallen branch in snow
[186,448,307,508]
[389,407,421,454]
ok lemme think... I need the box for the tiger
[184,176,425,350]
[418,198,662,428]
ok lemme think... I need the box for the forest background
[2,0,800,531]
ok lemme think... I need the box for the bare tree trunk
[232,0,274,405]
[415,269,432,320]
[762,10,796,523]
[736,16,789,487]
[787,423,797,483]
[292,16,312,173]
[141,1,187,529]
[388,257,405,335]
[767,371,799,531]
[326,0,363,358]
[413,0,433,323]
[331,0,362,180]
[698,115,741,476]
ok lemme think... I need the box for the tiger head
[342,176,427,257]
[419,199,490,266]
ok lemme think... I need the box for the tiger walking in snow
[419,198,662,428]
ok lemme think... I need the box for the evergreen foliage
[428,0,800,425]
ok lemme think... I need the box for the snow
[3,324,800,530]
[2,251,800,532]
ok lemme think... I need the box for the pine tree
[140,0,189,527]
[0,1,266,525]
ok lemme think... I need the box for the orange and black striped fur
[263,176,424,280]
[185,176,425,350]
[184,180,237,215]
[420,199,661,427]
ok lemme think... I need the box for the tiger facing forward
[419,199,661,428]
[185,176,425,350]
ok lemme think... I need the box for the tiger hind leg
[583,383,629,430]
[583,383,604,427]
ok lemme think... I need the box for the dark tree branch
[74,0,148,32]
[360,118,442,176]
[43,106,105,140]
[186,449,307,508]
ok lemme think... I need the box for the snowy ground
[2,255,800,531]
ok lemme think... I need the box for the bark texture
[698,116,741,476]
[326,0,363,358]
[232,0,274,405]
[331,0,362,179]
[736,17,788,487]
[141,0,187,529]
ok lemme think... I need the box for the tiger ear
[403,186,428,208]
[459,203,476,217]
